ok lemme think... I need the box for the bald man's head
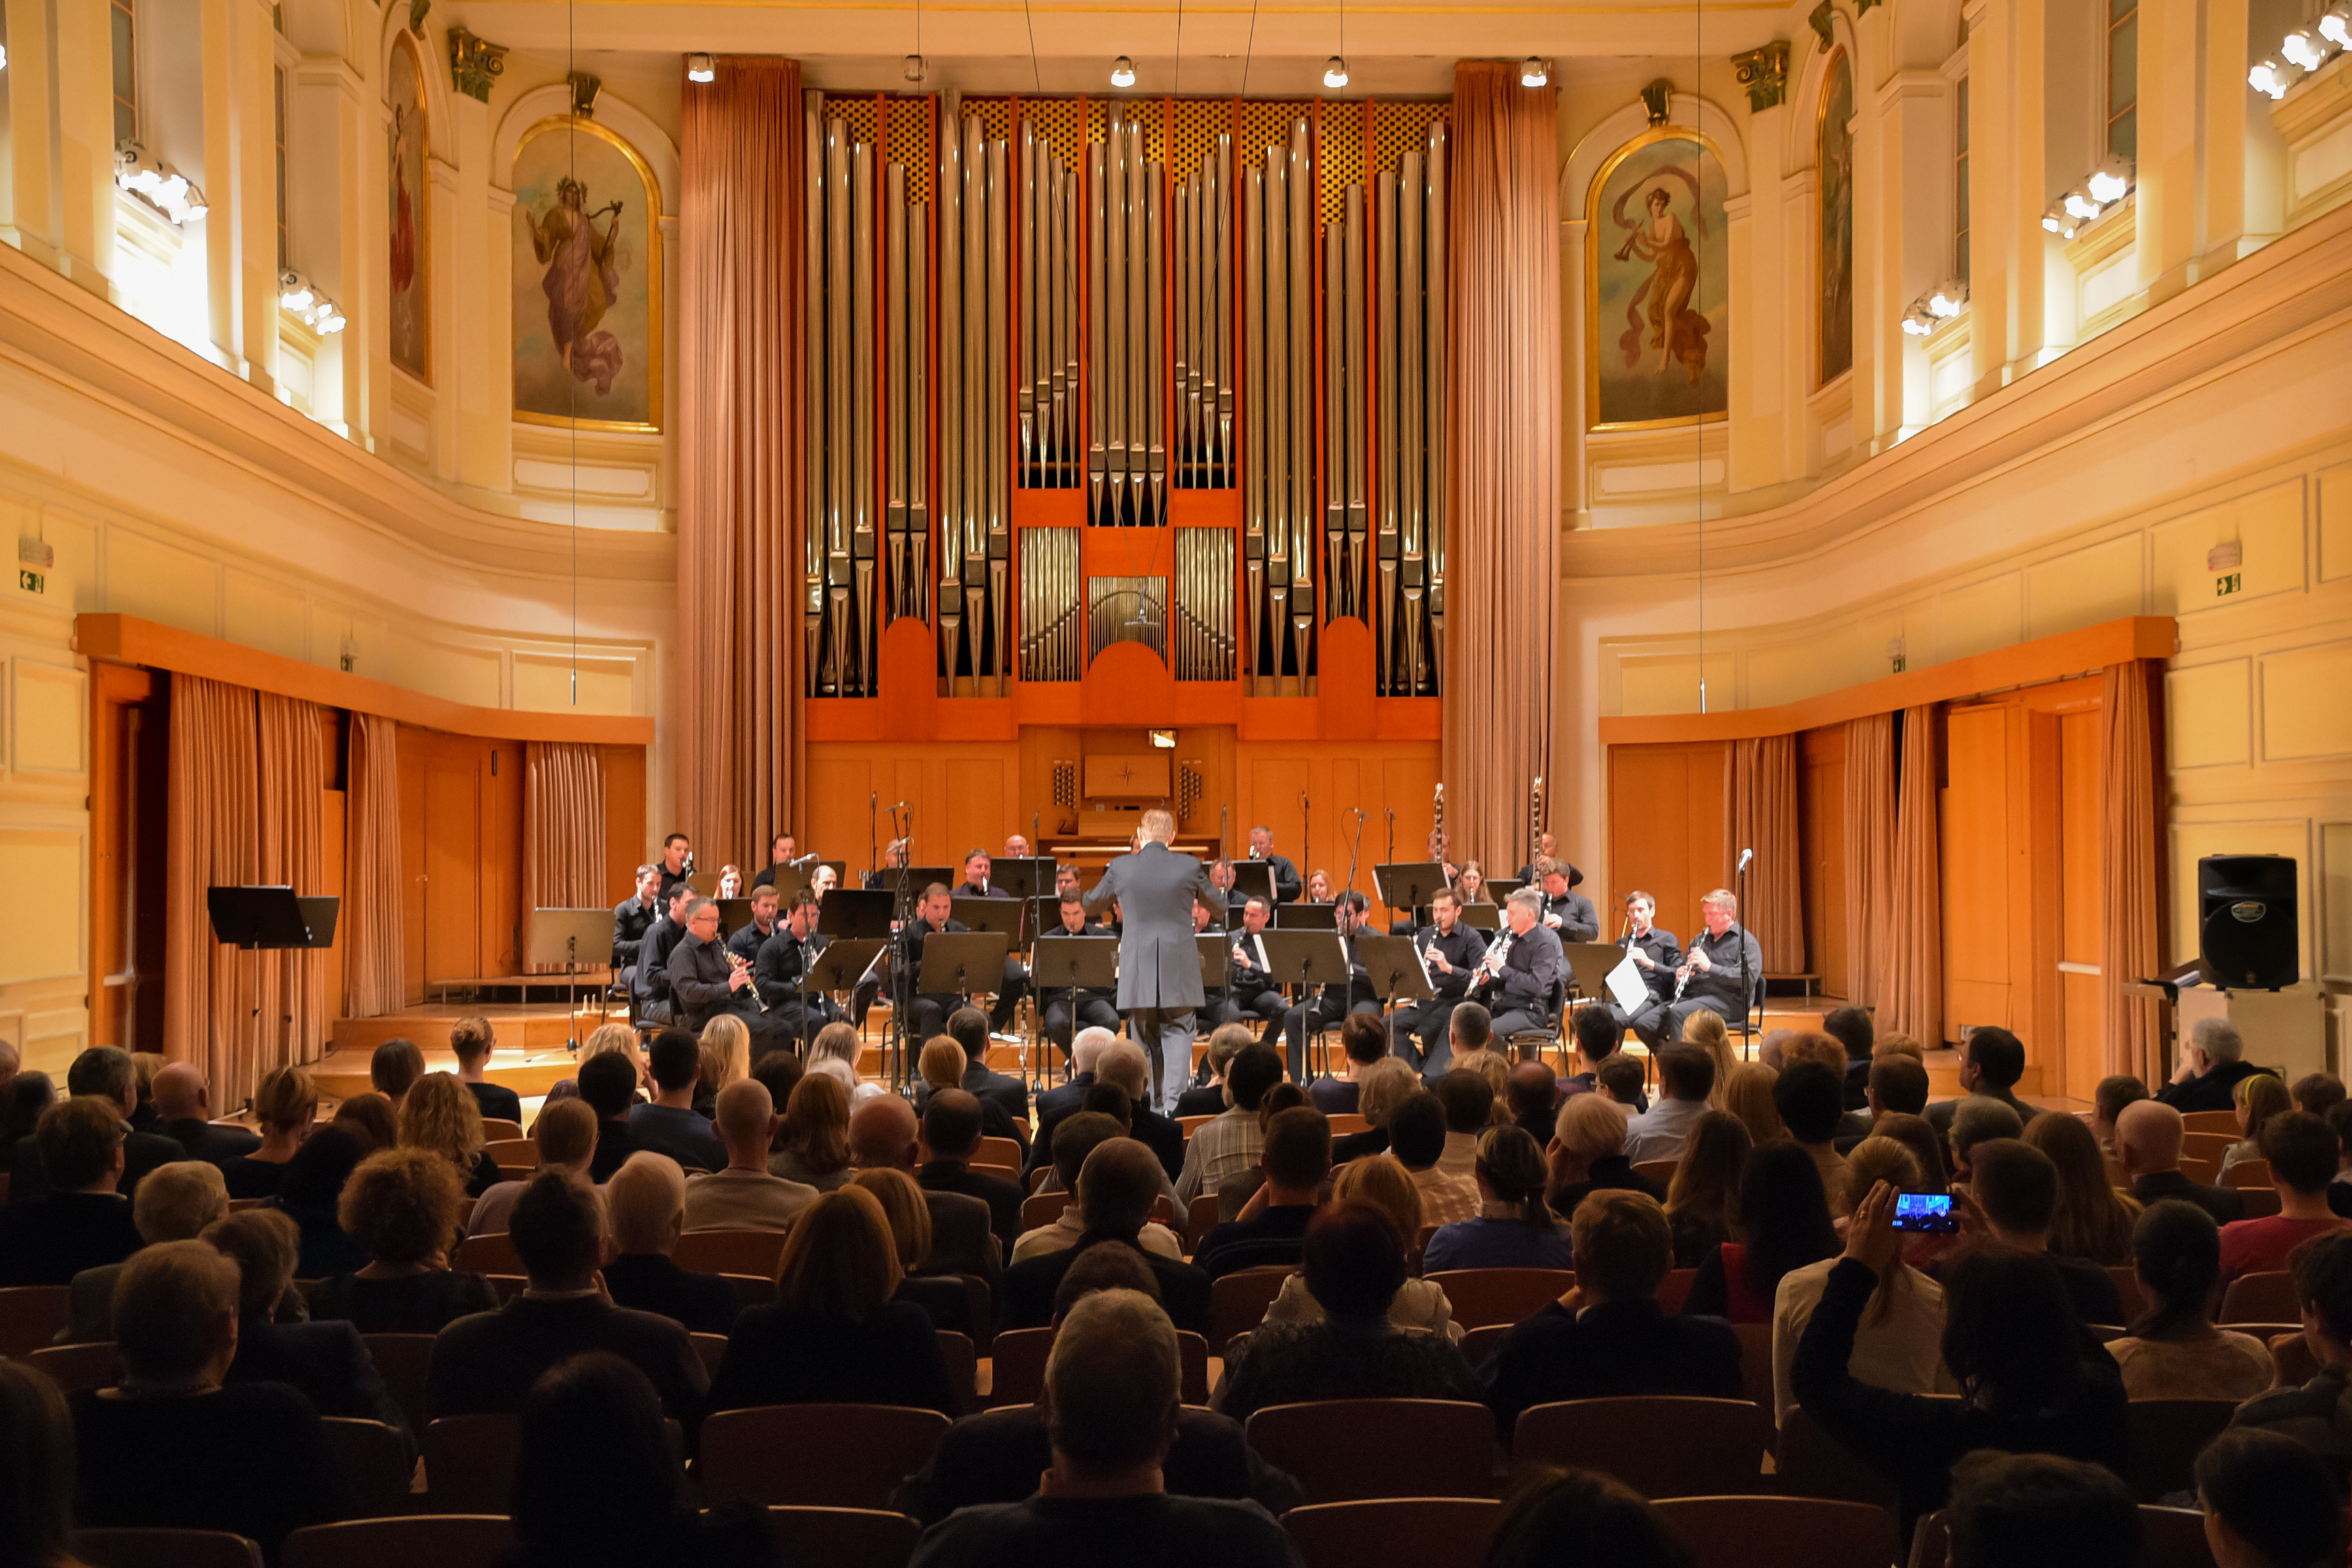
[151,1061,210,1121]
[2115,1099,2184,1176]
[1071,1028,1116,1076]
[848,1094,921,1172]
[713,1078,776,1162]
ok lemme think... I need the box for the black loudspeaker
[2198,855,2299,990]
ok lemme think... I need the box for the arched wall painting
[1587,128,1730,431]
[1818,48,1855,385]
[510,116,662,431]
[386,37,429,382]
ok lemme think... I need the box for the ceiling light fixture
[114,143,207,225]
[2322,3,2352,47]
[685,52,715,83]
[1111,55,1136,88]
[2249,55,2302,97]
[2040,199,2081,239]
[903,54,928,82]
[2085,154,2134,204]
[1324,56,1349,88]
[1520,56,1549,88]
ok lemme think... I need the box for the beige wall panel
[379,634,502,709]
[2164,659,2253,770]
[223,570,310,664]
[1615,651,1737,716]
[2152,478,2306,615]
[24,1009,86,1076]
[2262,640,2352,762]
[10,659,86,774]
[105,531,220,635]
[2321,463,2352,585]
[2170,819,2308,971]
[514,653,636,715]
[1931,574,2023,666]
[1744,634,1850,710]
[2025,534,2144,640]
[2323,822,2352,984]
[0,828,82,981]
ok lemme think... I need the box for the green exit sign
[2216,572,2242,597]
[16,570,42,595]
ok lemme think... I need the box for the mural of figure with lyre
[1616,185,1709,386]
[1588,128,1729,429]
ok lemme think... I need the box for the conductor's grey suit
[1083,839,1220,1111]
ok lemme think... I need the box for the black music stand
[1375,861,1450,926]
[1259,929,1348,1082]
[1032,934,1119,1089]
[528,907,619,1050]
[717,898,757,939]
[1460,904,1502,931]
[1490,878,1526,903]
[917,933,1013,1039]
[1561,941,1630,1004]
[1195,932,1235,994]
[1230,861,1277,910]
[206,887,339,1072]
[1357,932,1435,1064]
[1274,901,1337,930]
[764,863,812,900]
[898,866,957,901]
[994,856,1056,905]
[951,896,1024,942]
[817,889,894,941]
[801,937,886,1056]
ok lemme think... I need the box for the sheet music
[1605,953,1648,1011]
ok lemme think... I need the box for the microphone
[1737,847,1754,872]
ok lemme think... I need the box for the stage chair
[1458,1324,1511,1369]
[698,1403,951,1509]
[1422,1268,1574,1331]
[1774,1406,1904,1513]
[2123,1400,2238,1503]
[1652,1495,1899,1568]
[2178,1111,2241,1137]
[1656,1268,1699,1315]
[282,1516,516,1568]
[452,1233,523,1276]
[362,1334,436,1437]
[987,1325,1210,1408]
[672,1228,791,1279]
[1186,1192,1223,1252]
[761,1507,921,1568]
[483,1137,535,1169]
[1021,1190,1071,1231]
[975,1135,1024,1169]
[421,1414,521,1514]
[319,1417,416,1518]
[0,1285,71,1359]
[481,1119,527,1142]
[936,1330,977,1410]
[2238,1188,2283,1218]
[1512,1397,1773,1499]
[1209,1266,1297,1350]
[1731,1320,1776,1413]
[2218,1271,2298,1324]
[1631,1160,1681,1186]
[2221,1158,2272,1190]
[73,1531,261,1568]
[1246,1399,1498,1504]
[722,1273,777,1311]
[1282,1498,1502,1568]
[691,1331,729,1379]
[26,1339,120,1395]
[1179,1115,1217,1139]
[1326,1113,1371,1138]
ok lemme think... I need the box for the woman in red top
[1682,1142,1838,1322]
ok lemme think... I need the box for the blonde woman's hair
[919,1037,967,1093]
[699,1016,748,1094]
[1331,1152,1423,1241]
[774,1185,901,1317]
[1842,1136,1924,1325]
[851,1167,934,1271]
[781,1071,852,1175]
[1554,1094,1628,1162]
[1680,1010,1738,1106]
[606,1151,688,1255]
[399,1070,487,1173]
[1453,1049,1511,1113]
[250,1064,318,1135]
[132,1159,229,1243]
[581,1022,640,1060]
[1354,1056,1420,1128]
[1722,1062,1785,1145]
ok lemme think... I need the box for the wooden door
[1797,725,1848,997]
[397,729,525,1001]
[2058,709,2106,1102]
[1941,706,2016,1033]
[1606,742,1733,945]
[90,665,167,1053]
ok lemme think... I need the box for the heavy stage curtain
[1443,60,1561,866]
[344,713,405,1019]
[525,742,608,970]
[1885,704,1943,1046]
[1733,735,1802,972]
[1842,711,1897,1017]
[678,56,805,871]
[2102,659,2166,1081]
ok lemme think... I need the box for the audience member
[1682,1141,1836,1324]
[2023,1111,2140,1266]
[2219,1110,2351,1285]
[1331,1056,1418,1163]
[150,1060,259,1167]
[1424,1124,1573,1273]
[694,1017,747,1114]
[1265,1154,1456,1338]
[1388,1092,1480,1227]
[1098,1039,1186,1180]
[578,1051,648,1186]
[1445,1004,1499,1093]
[449,1015,523,1125]
[708,1184,960,1416]
[8,1049,195,1206]
[1822,1005,1875,1111]
[73,1241,355,1552]
[2295,1072,2348,1119]
[893,1246,1302,1525]
[2157,1017,2272,1115]
[847,1094,1000,1284]
[1196,1107,1330,1279]
[770,1070,853,1192]
[1174,1043,1284,1205]
[747,1051,805,1133]
[2230,1230,2352,1465]
[1,1069,54,1150]
[1486,1466,1696,1568]
[916,1089,1024,1258]
[2220,1071,2294,1181]
[1662,1111,1750,1268]
[623,1030,724,1173]
[331,1092,400,1156]
[602,1151,739,1335]
[1947,1095,2026,1184]
[2091,1074,2149,1157]
[220,1063,317,1201]
[1209,1082,1307,1222]
[1213,1202,1480,1424]
[2331,1101,2352,1220]
[267,1124,368,1279]
[203,1207,408,1437]
[1014,1112,1181,1264]
[908,1288,1298,1567]
[2099,1199,2274,1400]
[936,1035,1033,1152]
[944,1007,1030,1126]
[1172,1025,1253,1120]
[1004,1139,1213,1333]
[1793,1181,2127,1527]
[807,1020,886,1106]
[0,1098,142,1285]
[1483,1190,1741,1435]
[425,1171,708,1432]
[1925,1028,2045,1145]
[1965,1138,2127,1323]
[400,1070,500,1198]
[2196,1428,2347,1568]
[1769,1138,1951,1424]
[1778,1031,1872,1148]
[1504,1060,1559,1141]
[370,1036,426,1109]
[1680,1011,1737,1113]
[1942,1451,2140,1568]
[856,1166,975,1334]
[1595,1054,1650,1115]
[310,1146,498,1333]
[0,1359,78,1568]
[1850,1054,1931,1154]
[1562,1005,1630,1101]
[1720,1062,1784,1146]
[545,1025,649,1109]
[472,1098,600,1235]
[59,1156,227,1342]
[1432,1070,1495,1181]
[1870,1112,1950,1196]
[1546,1094,1665,1222]
[2114,1098,2244,1224]
[1624,1048,1713,1166]
[1773,1060,1852,1215]
[1309,1014,1389,1115]
[681,1078,814,1232]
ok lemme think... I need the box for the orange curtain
[1443,60,1561,867]
[1884,704,1944,1045]
[163,676,258,1098]
[344,713,405,1019]
[678,55,805,872]
[1842,712,1897,1014]
[1733,734,1803,971]
[524,741,608,970]
[254,694,327,1088]
[2102,659,2166,1081]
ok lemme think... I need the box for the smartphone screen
[1891,1192,1958,1233]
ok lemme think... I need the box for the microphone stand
[1219,805,1236,1073]
[868,792,878,883]
[1738,851,1755,1047]
[890,807,916,1095]
[1345,809,1365,896]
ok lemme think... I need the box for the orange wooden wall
[1605,740,1734,948]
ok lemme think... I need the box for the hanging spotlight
[685,53,715,83]
[1927,280,1968,318]
[902,54,928,82]
[2322,3,2352,48]
[1520,57,1549,88]
[2249,56,2300,97]
[1324,56,1349,88]
[2085,154,2134,204]
[1110,55,1136,88]
[2040,199,2081,239]
[2281,25,2331,68]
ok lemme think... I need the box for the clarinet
[1473,927,1514,1001]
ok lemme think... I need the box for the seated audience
[907,1288,1297,1567]
[1624,1047,1714,1166]
[0,1360,79,1568]
[578,1051,647,1184]
[151,1060,259,1167]
[1330,1056,1417,1164]
[1720,1060,1783,1146]
[1195,1107,1330,1279]
[1213,1201,1480,1425]
[2115,1098,2244,1224]
[1793,1181,2127,1528]
[1505,1060,1560,1142]
[331,1092,400,1156]
[1098,1039,1185,1181]
[1423,1124,1574,1273]
[1942,1451,2140,1568]
[1821,1004,1875,1110]
[1925,1026,2045,1144]
[847,1094,998,1285]
[1548,1094,1665,1223]
[1683,1141,1837,1323]
[221,1064,316,1200]
[2157,1017,2272,1115]
[708,1184,960,1416]
[809,1019,887,1106]
[1014,1111,1181,1264]
[1769,1138,1952,1424]
[425,1171,708,1432]
[1847,1054,1931,1153]
[203,1207,408,1437]
[1264,1154,1456,1338]
[2295,1072,2347,1119]
[2219,1110,2351,1285]
[2023,1111,2141,1266]
[1870,1112,1950,1196]
[449,1015,523,1125]
[0,1098,143,1286]
[2102,1199,2274,1400]
[1963,1139,2127,1324]
[1682,1010,1739,1113]
[1387,1092,1480,1227]
[61,1158,227,1341]
[1174,1043,1285,1205]
[694,1016,747,1113]
[2195,1427,2349,1568]
[920,1088,1024,1259]
[602,1151,740,1335]
[1780,1031,1873,1148]
[1309,1014,1390,1115]
[627,1029,725,1173]
[944,1007,1030,1128]
[1484,1190,1742,1435]
[922,1037,1030,1159]
[2219,1071,2293,1181]
[1948,1095,2027,1185]
[544,1024,647,1109]
[1432,1069,1494,1181]
[8,1046,184,1202]
[1661,1109,1750,1269]
[310,1146,498,1333]
[1561,1005,1633,1102]
[267,1124,368,1279]
[1004,1139,1213,1333]
[855,1166,975,1334]
[2229,1230,2352,1465]
[1595,1056,1652,1115]
[1773,1060,1853,1215]
[72,1241,355,1553]
[510,1352,774,1568]
[684,1078,815,1231]
[1208,1083,1306,1222]
[1486,1465,1697,1568]
[471,1098,600,1235]
[894,1245,1301,1525]
[400,1070,500,1198]
[770,1070,853,1192]
[1172,1025,1252,1120]
[1,1069,54,1151]
[2090,1074,2149,1158]
[370,1036,426,1112]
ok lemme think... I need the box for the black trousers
[1041,992,1121,1052]
[1610,996,1673,1049]
[1281,986,1378,1082]
[1393,996,1463,1077]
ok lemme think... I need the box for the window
[2106,0,2138,161]
[274,67,288,267]
[110,0,138,146]
[1953,75,1970,280]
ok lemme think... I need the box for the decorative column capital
[448,27,508,103]
[1640,78,1674,126]
[1731,42,1791,111]
[1808,0,1837,50]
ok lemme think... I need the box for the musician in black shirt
[655,832,693,899]
[1664,888,1765,1042]
[1394,888,1489,1077]
[725,883,781,966]
[755,889,838,1051]
[901,884,973,1044]
[1215,897,1286,1046]
[1279,891,1378,1082]
[1037,894,1120,1054]
[611,863,663,981]
[749,832,798,889]
[1535,857,1599,943]
[1609,890,1682,1048]
[631,881,698,1024]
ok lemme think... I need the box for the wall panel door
[1798,725,1848,996]
[1607,742,1732,943]
[2059,708,2106,1101]
[398,729,525,999]
[1941,706,2015,1032]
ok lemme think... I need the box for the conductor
[1083,808,1220,1112]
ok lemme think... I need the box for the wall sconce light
[686,53,715,83]
[902,54,928,82]
[1520,57,1550,87]
[1110,56,1136,88]
[2040,198,2082,238]
[278,269,347,333]
[1324,56,1350,89]
[114,143,208,225]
